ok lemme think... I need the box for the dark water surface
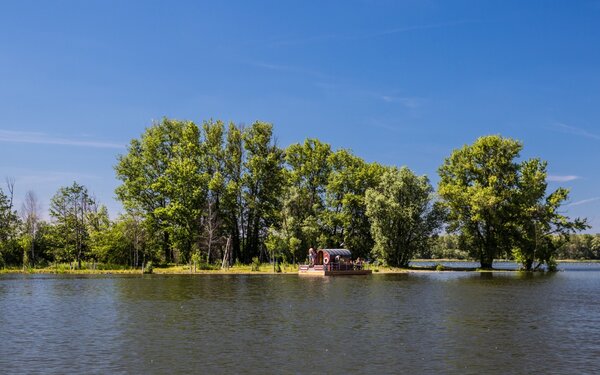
[2,265,600,374]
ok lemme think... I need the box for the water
[1,265,600,374]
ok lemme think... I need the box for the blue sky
[1,0,599,231]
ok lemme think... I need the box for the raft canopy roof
[318,249,352,258]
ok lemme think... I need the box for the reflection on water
[1,267,600,374]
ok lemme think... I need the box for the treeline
[0,119,592,270]
[427,234,600,261]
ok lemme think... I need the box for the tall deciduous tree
[49,182,95,268]
[283,138,332,258]
[221,123,244,264]
[366,167,443,267]
[438,135,586,269]
[0,180,20,266]
[20,190,41,267]
[240,122,285,262]
[512,158,588,270]
[115,118,196,263]
[438,136,522,268]
[325,150,384,258]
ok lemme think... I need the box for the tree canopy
[0,121,592,271]
[438,135,587,269]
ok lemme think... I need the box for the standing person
[309,248,316,266]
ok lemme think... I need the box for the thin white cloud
[361,20,479,39]
[547,175,580,182]
[0,130,125,149]
[270,20,479,46]
[380,95,423,108]
[553,123,600,141]
[247,61,326,79]
[565,197,600,207]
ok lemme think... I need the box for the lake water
[1,264,600,374]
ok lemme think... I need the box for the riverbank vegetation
[0,119,593,272]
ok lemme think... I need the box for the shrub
[251,257,261,271]
[144,261,153,274]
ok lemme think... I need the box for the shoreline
[1,260,597,275]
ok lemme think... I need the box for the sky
[1,0,599,232]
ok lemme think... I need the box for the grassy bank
[2,260,597,275]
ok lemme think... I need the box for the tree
[116,118,218,264]
[282,138,332,260]
[438,136,522,268]
[115,118,188,263]
[159,121,207,263]
[201,120,227,263]
[438,135,587,269]
[49,182,95,268]
[366,167,444,267]
[20,191,41,267]
[240,122,285,262]
[511,158,588,270]
[221,123,244,264]
[0,178,21,266]
[324,150,384,258]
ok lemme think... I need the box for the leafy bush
[199,262,220,270]
[251,257,260,271]
[144,261,153,274]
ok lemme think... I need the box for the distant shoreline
[1,260,598,275]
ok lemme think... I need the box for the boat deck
[298,264,372,276]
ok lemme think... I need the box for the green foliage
[429,235,470,260]
[143,261,153,274]
[365,166,444,267]
[241,122,286,262]
[251,256,261,271]
[324,150,384,259]
[511,159,589,270]
[438,135,587,269]
[0,186,20,264]
[4,121,594,271]
[49,182,95,268]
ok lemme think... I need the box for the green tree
[159,121,207,263]
[49,182,95,268]
[116,118,208,263]
[282,138,332,260]
[0,181,20,266]
[221,123,244,264]
[115,118,187,263]
[366,167,443,267]
[240,122,285,262]
[201,120,227,263]
[438,136,523,268]
[438,135,587,269]
[512,158,588,270]
[20,191,41,267]
[325,149,384,258]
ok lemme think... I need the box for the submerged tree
[512,158,588,270]
[366,167,444,267]
[438,135,587,269]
